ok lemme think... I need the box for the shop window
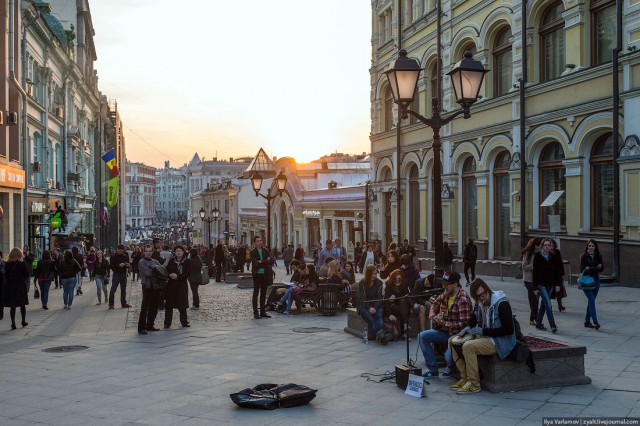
[538,142,566,226]
[590,134,613,228]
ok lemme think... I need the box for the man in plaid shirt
[418,271,473,378]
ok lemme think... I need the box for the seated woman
[274,263,319,314]
[379,250,400,280]
[357,264,387,345]
[384,269,410,340]
[410,274,436,332]
[266,259,302,309]
[341,261,357,306]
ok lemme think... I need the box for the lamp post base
[433,266,444,278]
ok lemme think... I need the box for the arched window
[591,0,616,65]
[591,134,613,228]
[540,2,565,82]
[493,27,513,97]
[494,151,511,258]
[462,157,478,244]
[539,142,566,227]
[384,87,394,131]
[408,165,420,242]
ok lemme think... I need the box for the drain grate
[292,327,331,333]
[42,345,89,353]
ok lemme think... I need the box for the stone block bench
[237,275,254,289]
[344,308,423,340]
[478,336,591,393]
[224,272,244,284]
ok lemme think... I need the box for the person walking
[72,246,85,296]
[443,242,454,272]
[188,248,203,309]
[58,250,81,310]
[108,245,132,309]
[165,245,191,328]
[532,238,561,333]
[4,248,30,329]
[85,247,96,283]
[137,245,163,334]
[92,250,110,305]
[551,239,567,312]
[580,239,604,330]
[52,247,62,288]
[250,235,273,319]
[282,244,294,275]
[214,242,225,283]
[521,237,541,326]
[34,250,56,310]
[462,238,478,286]
[131,246,142,282]
[294,244,305,264]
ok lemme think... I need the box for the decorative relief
[620,135,640,157]
[562,159,583,176]
[509,152,521,170]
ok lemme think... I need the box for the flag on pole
[102,149,119,177]
[99,206,110,223]
[107,177,119,207]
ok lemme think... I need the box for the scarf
[175,257,186,275]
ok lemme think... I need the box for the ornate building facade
[369,0,640,285]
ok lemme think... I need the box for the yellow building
[369,0,639,285]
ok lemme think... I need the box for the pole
[396,0,403,248]
[365,181,370,243]
[612,0,622,281]
[432,98,444,277]
[520,0,528,250]
[267,196,272,252]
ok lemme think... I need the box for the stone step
[237,275,254,289]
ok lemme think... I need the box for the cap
[442,271,461,284]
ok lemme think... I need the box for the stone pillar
[562,3,587,73]
[475,172,490,242]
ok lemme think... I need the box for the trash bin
[318,283,340,316]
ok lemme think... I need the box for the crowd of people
[0,234,606,395]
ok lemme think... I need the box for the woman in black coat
[188,248,203,309]
[164,245,191,328]
[4,247,30,329]
[532,238,562,333]
[34,250,57,310]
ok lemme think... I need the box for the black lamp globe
[276,170,287,193]
[199,207,205,220]
[447,51,488,109]
[384,49,422,107]
[212,207,220,219]
[251,173,263,195]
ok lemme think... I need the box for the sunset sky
[90,1,372,167]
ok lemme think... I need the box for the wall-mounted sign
[78,203,93,209]
[303,210,321,217]
[334,210,355,218]
[0,164,26,189]
[31,201,47,214]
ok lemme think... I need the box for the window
[462,157,478,244]
[590,134,613,228]
[494,151,511,258]
[591,0,616,65]
[406,0,414,25]
[384,87,394,131]
[493,27,513,97]
[539,142,566,226]
[540,2,565,82]
[408,165,420,242]
[429,62,438,116]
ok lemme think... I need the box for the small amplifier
[395,364,422,389]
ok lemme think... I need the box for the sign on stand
[404,374,425,398]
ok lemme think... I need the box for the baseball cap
[442,271,461,284]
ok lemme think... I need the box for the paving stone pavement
[0,264,639,425]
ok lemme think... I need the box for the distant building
[156,161,188,224]
[125,161,156,228]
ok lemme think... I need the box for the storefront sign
[0,163,26,189]
[31,201,47,214]
[334,210,355,218]
[303,210,320,217]
[78,203,93,209]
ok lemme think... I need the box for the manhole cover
[292,327,331,333]
[608,300,634,304]
[42,345,89,353]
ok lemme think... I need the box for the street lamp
[251,168,287,250]
[199,207,220,247]
[385,49,487,277]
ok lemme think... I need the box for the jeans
[583,281,600,324]
[464,262,476,283]
[61,277,77,307]
[39,280,52,308]
[418,329,451,373]
[358,306,384,336]
[536,284,557,328]
[95,276,108,303]
[109,273,128,306]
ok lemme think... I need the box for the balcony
[67,172,80,182]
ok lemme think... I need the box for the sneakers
[63,305,68,310]
[122,304,132,309]
[449,379,467,391]
[376,330,388,346]
[535,324,547,331]
[441,367,453,378]
[422,369,438,378]
[108,305,115,310]
[456,382,481,394]
[551,327,558,333]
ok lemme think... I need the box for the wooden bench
[477,337,591,393]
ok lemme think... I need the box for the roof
[245,148,276,176]
[42,12,67,47]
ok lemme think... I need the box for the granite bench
[478,336,591,393]
[224,272,244,284]
[237,275,254,289]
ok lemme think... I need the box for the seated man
[418,272,472,378]
[317,257,334,279]
[449,278,517,395]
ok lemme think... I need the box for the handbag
[577,272,596,290]
[34,287,40,299]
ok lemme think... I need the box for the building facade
[125,160,156,228]
[156,161,187,224]
[369,0,640,285]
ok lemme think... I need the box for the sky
[90,1,373,168]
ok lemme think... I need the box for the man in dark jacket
[250,235,273,319]
[137,245,162,334]
[399,239,416,263]
[234,245,246,273]
[450,279,516,394]
[463,238,478,286]
[282,244,294,274]
[108,244,132,309]
[214,242,225,282]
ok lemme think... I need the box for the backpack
[152,264,169,289]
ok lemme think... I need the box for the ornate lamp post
[251,168,287,250]
[199,207,220,247]
[385,49,487,276]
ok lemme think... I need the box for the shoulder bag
[577,271,596,290]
